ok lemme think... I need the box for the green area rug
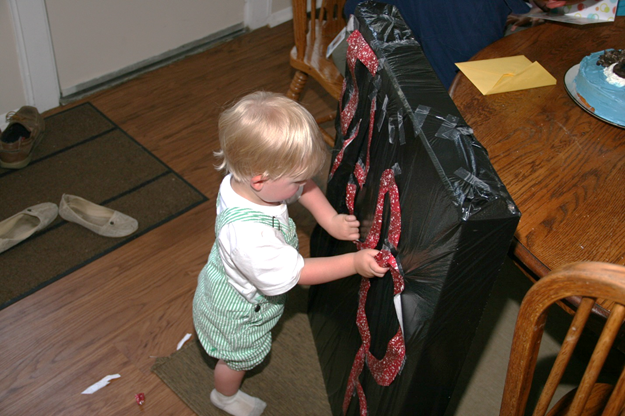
[0,102,207,309]
[151,286,331,416]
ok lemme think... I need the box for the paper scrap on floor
[81,374,121,394]
[177,333,192,350]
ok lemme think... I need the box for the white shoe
[0,202,58,253]
[59,194,138,237]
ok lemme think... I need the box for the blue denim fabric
[344,0,531,89]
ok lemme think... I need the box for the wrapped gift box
[309,2,521,415]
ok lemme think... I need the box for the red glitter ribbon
[337,29,405,416]
[340,30,378,136]
[330,124,359,178]
[331,30,378,178]
[343,169,405,416]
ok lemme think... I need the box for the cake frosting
[605,64,625,88]
[574,49,625,126]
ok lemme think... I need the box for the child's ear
[250,174,265,191]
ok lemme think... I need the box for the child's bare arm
[298,179,360,241]
[298,249,388,285]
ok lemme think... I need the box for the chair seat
[289,20,344,100]
[287,0,345,146]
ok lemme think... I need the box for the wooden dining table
[449,17,625,316]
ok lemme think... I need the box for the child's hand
[507,14,544,32]
[354,249,389,278]
[327,214,360,241]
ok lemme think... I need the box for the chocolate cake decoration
[596,49,625,79]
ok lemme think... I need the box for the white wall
[272,0,291,12]
[0,0,293,117]
[270,0,292,26]
[0,0,27,116]
[46,0,245,96]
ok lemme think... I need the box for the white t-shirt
[216,174,304,302]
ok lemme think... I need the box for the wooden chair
[500,262,625,416]
[287,0,345,146]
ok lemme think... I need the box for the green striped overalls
[193,206,298,371]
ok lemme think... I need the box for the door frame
[9,0,60,113]
[9,0,272,113]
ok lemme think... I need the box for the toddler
[192,91,387,416]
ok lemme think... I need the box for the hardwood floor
[0,21,336,416]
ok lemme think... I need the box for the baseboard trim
[60,23,246,104]
[268,7,293,28]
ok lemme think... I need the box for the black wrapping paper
[308,3,521,415]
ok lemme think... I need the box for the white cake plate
[564,64,625,129]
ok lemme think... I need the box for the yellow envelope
[455,55,556,95]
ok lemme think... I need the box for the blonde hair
[215,91,328,182]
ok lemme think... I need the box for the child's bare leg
[214,359,245,396]
[211,359,266,416]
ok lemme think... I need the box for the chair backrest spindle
[287,0,346,146]
[499,262,625,416]
[533,298,595,416]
